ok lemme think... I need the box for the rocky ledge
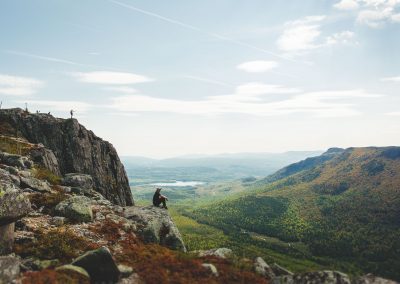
[0,108,133,206]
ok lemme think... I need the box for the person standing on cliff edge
[153,188,168,209]
[70,109,74,119]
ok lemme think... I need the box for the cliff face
[0,108,133,206]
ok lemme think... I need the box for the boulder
[356,274,397,284]
[0,255,21,284]
[0,152,32,169]
[56,264,90,280]
[0,185,31,254]
[197,248,233,259]
[29,146,61,176]
[55,196,93,223]
[63,173,93,193]
[20,176,51,193]
[0,189,31,226]
[124,206,186,252]
[272,263,294,276]
[202,263,219,277]
[254,257,275,279]
[72,246,120,283]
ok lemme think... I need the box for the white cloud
[0,74,44,96]
[326,31,355,45]
[237,60,278,73]
[108,87,381,118]
[333,0,400,27]
[381,76,400,82]
[17,100,92,113]
[71,71,153,85]
[334,0,360,10]
[105,86,138,94]
[277,16,325,52]
[386,111,400,116]
[277,16,355,53]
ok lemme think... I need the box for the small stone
[118,264,134,278]
[197,248,233,259]
[202,263,219,277]
[56,264,90,279]
[51,216,66,226]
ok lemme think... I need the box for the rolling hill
[187,147,400,280]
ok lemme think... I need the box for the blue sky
[0,0,399,158]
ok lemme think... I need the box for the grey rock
[56,264,90,279]
[125,206,186,252]
[118,273,142,284]
[51,216,66,226]
[0,188,31,226]
[356,274,398,284]
[272,263,294,276]
[0,255,21,284]
[63,173,93,192]
[284,270,351,284]
[29,146,61,176]
[20,176,51,192]
[9,174,20,187]
[197,248,233,259]
[202,263,219,277]
[0,108,133,206]
[72,246,120,283]
[254,257,275,279]
[0,152,31,169]
[118,264,134,278]
[55,196,93,223]
[0,223,15,255]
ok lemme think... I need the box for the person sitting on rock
[153,187,168,209]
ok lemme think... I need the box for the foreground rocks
[124,206,187,252]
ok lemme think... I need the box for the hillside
[188,147,400,280]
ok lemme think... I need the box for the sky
[0,0,399,158]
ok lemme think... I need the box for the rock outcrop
[0,168,31,254]
[124,206,187,252]
[0,108,133,206]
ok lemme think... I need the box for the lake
[150,181,205,187]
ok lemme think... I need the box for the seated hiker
[153,187,168,209]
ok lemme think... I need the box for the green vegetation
[182,147,400,280]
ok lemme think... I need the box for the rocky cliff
[0,108,133,206]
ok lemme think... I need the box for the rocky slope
[0,108,133,206]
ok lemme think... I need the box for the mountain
[0,108,133,206]
[189,147,400,280]
[122,151,323,185]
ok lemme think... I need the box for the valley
[127,147,400,281]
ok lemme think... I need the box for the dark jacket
[153,191,161,206]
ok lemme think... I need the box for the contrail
[3,50,122,71]
[108,0,298,63]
